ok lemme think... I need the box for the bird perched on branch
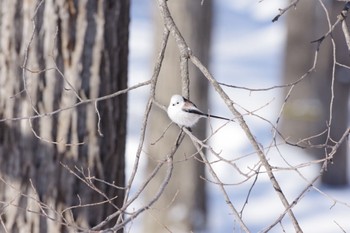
[167,94,232,128]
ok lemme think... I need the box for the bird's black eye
[176,102,179,104]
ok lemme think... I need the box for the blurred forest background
[0,0,349,232]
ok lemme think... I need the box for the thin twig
[190,54,303,232]
[272,0,299,22]
[184,128,251,233]
[311,1,350,50]
[0,80,152,123]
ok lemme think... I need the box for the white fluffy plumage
[167,94,231,128]
[167,95,203,127]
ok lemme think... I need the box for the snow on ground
[127,0,350,232]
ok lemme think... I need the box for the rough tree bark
[144,1,212,232]
[281,1,349,185]
[0,0,129,232]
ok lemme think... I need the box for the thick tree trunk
[280,1,322,143]
[144,1,212,232]
[281,1,349,185]
[0,0,129,232]
[319,2,349,185]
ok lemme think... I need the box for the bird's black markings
[184,108,205,116]
[182,96,232,121]
[183,97,198,107]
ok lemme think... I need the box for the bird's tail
[204,114,233,121]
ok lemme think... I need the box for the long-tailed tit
[167,94,231,128]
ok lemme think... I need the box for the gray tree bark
[281,1,349,185]
[0,0,129,232]
[319,2,349,185]
[144,1,212,232]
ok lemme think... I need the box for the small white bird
[167,94,231,128]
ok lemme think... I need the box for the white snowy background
[126,0,350,232]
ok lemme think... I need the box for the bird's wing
[183,97,198,108]
[184,107,205,116]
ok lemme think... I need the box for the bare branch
[272,0,300,22]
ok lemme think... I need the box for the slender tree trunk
[144,1,212,232]
[0,0,129,232]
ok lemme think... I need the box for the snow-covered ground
[126,0,350,232]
